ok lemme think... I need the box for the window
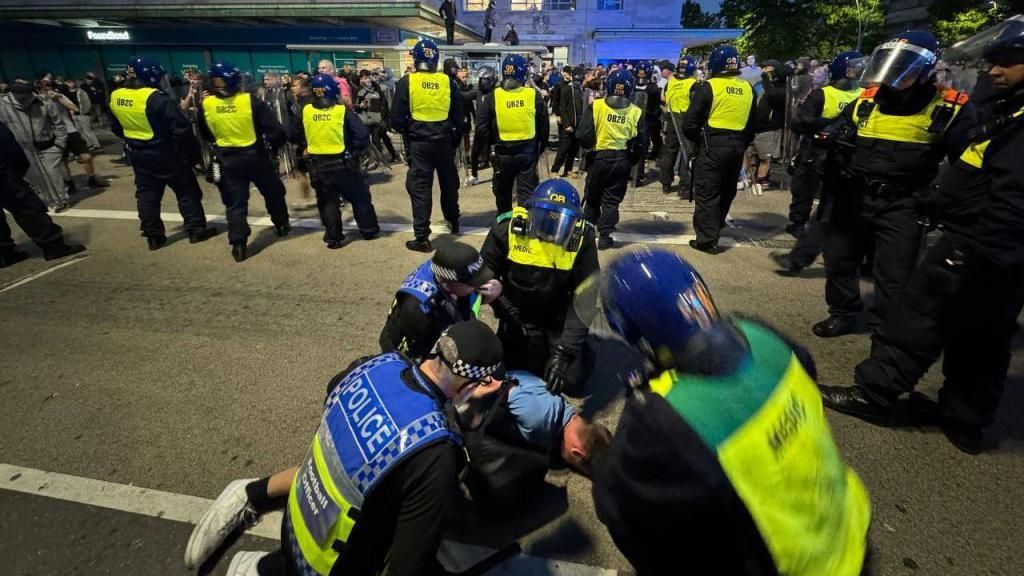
[510,0,576,11]
[597,0,623,9]
[465,0,487,10]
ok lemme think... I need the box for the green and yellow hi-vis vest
[648,320,872,576]
[507,206,585,271]
[593,98,642,151]
[957,103,1024,169]
[821,85,861,120]
[409,71,451,123]
[109,87,157,141]
[665,76,696,114]
[852,86,967,145]
[494,86,536,142]
[202,92,257,148]
[303,103,346,155]
[707,76,754,131]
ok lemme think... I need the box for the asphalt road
[1,132,1021,576]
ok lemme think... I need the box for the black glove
[544,345,573,394]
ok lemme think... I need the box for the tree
[680,0,723,28]
[928,0,1024,45]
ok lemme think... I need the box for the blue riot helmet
[208,61,242,97]
[126,56,166,89]
[708,45,740,75]
[862,30,939,90]
[477,65,497,93]
[501,54,529,88]
[605,69,635,99]
[829,50,864,82]
[411,39,440,72]
[601,248,720,370]
[310,73,340,103]
[522,179,584,248]
[633,61,653,86]
[677,56,698,77]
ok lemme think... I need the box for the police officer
[476,54,549,213]
[481,179,599,394]
[290,73,380,249]
[198,61,291,263]
[591,248,871,575]
[659,56,699,195]
[683,46,756,254]
[773,51,864,274]
[212,320,504,576]
[390,39,464,253]
[632,61,662,183]
[814,31,973,337]
[108,57,217,250]
[577,69,646,250]
[380,241,502,361]
[820,17,1024,454]
[467,65,497,186]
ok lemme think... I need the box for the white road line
[0,463,618,575]
[52,207,753,248]
[0,254,89,294]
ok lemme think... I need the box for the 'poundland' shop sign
[86,30,130,41]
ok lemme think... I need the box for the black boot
[42,239,87,261]
[819,385,892,426]
[908,393,985,454]
[597,236,614,251]
[87,176,109,189]
[147,235,167,251]
[784,222,805,237]
[405,238,433,253]
[689,239,721,255]
[275,223,292,238]
[771,252,803,276]
[812,315,856,338]
[0,248,29,268]
[326,235,349,250]
[447,220,460,235]
[65,180,78,196]
[232,243,247,262]
[189,228,220,244]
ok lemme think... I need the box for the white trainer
[465,175,479,186]
[226,551,270,576]
[184,478,259,570]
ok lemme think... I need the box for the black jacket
[558,81,584,130]
[0,120,30,177]
[755,74,788,132]
[390,73,464,142]
[109,86,202,173]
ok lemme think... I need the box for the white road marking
[0,463,618,575]
[0,254,89,294]
[52,207,754,248]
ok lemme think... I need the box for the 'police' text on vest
[341,375,400,461]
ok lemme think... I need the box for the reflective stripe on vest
[593,98,642,151]
[409,71,451,123]
[649,320,871,576]
[665,76,696,114]
[853,88,965,145]
[707,76,754,131]
[303,103,346,155]
[287,353,459,575]
[109,87,157,141]
[507,206,583,271]
[494,86,536,142]
[202,93,257,148]
[821,85,861,120]
[958,104,1024,169]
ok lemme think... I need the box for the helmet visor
[527,200,579,246]
[845,57,869,84]
[862,41,937,90]
[943,15,1024,65]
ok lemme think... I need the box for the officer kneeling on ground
[481,179,599,395]
[577,68,646,250]
[188,320,503,576]
[590,248,872,575]
[291,73,381,248]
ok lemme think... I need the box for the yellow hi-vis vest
[820,85,861,120]
[707,76,754,131]
[507,206,584,271]
[649,320,871,576]
[493,86,536,142]
[202,93,257,148]
[409,71,451,122]
[664,76,696,114]
[593,98,642,151]
[303,103,346,155]
[109,87,157,141]
[852,86,967,145]
[958,103,1024,169]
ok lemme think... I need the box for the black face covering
[10,84,35,109]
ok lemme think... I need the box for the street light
[854,0,864,52]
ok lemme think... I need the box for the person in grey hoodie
[0,82,69,211]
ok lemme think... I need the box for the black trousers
[658,113,690,188]
[218,149,290,244]
[484,28,493,43]
[310,158,381,243]
[788,152,820,226]
[855,234,1024,428]
[823,183,922,328]
[492,147,538,214]
[551,125,579,175]
[582,151,632,238]
[646,118,663,159]
[692,135,746,245]
[133,164,209,238]
[497,320,587,393]
[0,171,63,250]
[406,139,460,240]
[370,125,397,160]
[445,21,455,45]
[470,130,491,178]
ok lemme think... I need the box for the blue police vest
[397,260,481,316]
[286,353,460,574]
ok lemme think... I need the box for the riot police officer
[467,65,497,185]
[632,61,662,183]
[390,39,464,253]
[659,56,699,194]
[290,74,380,248]
[108,56,217,250]
[683,46,756,254]
[577,69,646,250]
[821,17,1024,454]
[591,248,871,575]
[476,54,549,214]
[814,31,973,337]
[773,51,864,274]
[481,179,599,394]
[199,61,292,262]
